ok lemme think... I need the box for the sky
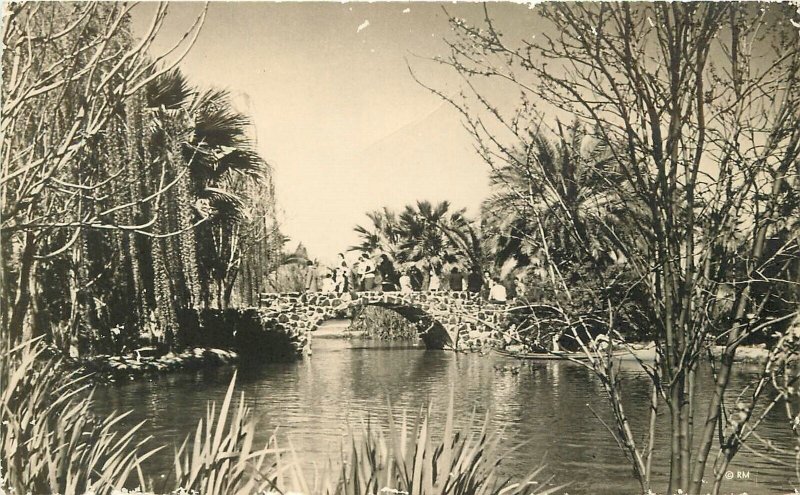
[132,2,543,264]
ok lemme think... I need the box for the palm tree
[438,208,485,272]
[353,201,483,288]
[351,207,402,258]
[482,123,645,281]
[480,123,656,350]
[396,201,458,271]
[147,70,270,309]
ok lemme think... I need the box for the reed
[0,339,160,495]
[275,392,565,495]
[171,371,278,494]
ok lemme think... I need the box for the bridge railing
[256,291,523,312]
[257,289,490,302]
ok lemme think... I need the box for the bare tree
[418,3,800,493]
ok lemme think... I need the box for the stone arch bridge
[258,291,512,350]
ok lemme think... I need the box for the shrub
[348,306,419,340]
[275,393,565,495]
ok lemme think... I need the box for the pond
[92,325,795,494]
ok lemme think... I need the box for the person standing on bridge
[482,270,494,299]
[467,268,482,294]
[348,258,359,296]
[489,277,507,303]
[399,270,413,294]
[334,253,350,293]
[321,272,335,292]
[429,265,441,291]
[377,254,397,291]
[504,276,517,300]
[304,259,319,292]
[358,253,376,291]
[448,267,464,291]
[373,268,383,293]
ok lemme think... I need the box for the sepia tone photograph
[1,2,799,494]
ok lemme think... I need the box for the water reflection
[92,337,795,494]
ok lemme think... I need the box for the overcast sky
[133,2,542,264]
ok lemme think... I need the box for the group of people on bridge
[302,252,526,304]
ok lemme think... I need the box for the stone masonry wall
[257,291,510,351]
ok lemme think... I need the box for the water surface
[93,332,795,494]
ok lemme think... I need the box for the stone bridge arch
[258,291,510,350]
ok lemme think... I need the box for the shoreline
[64,347,239,381]
[61,338,776,382]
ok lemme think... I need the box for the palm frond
[191,89,251,148]
[199,186,249,221]
[216,147,269,179]
[146,68,193,109]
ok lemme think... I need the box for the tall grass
[275,394,565,495]
[171,372,278,494]
[1,339,560,495]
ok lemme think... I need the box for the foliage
[78,347,238,379]
[0,339,160,495]
[172,372,277,494]
[396,201,460,270]
[0,3,280,355]
[175,82,272,310]
[508,278,652,353]
[480,124,652,347]
[262,242,316,293]
[352,200,485,290]
[0,3,205,345]
[0,340,275,495]
[352,207,404,258]
[231,179,285,306]
[348,306,419,340]
[177,307,302,361]
[481,123,632,275]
